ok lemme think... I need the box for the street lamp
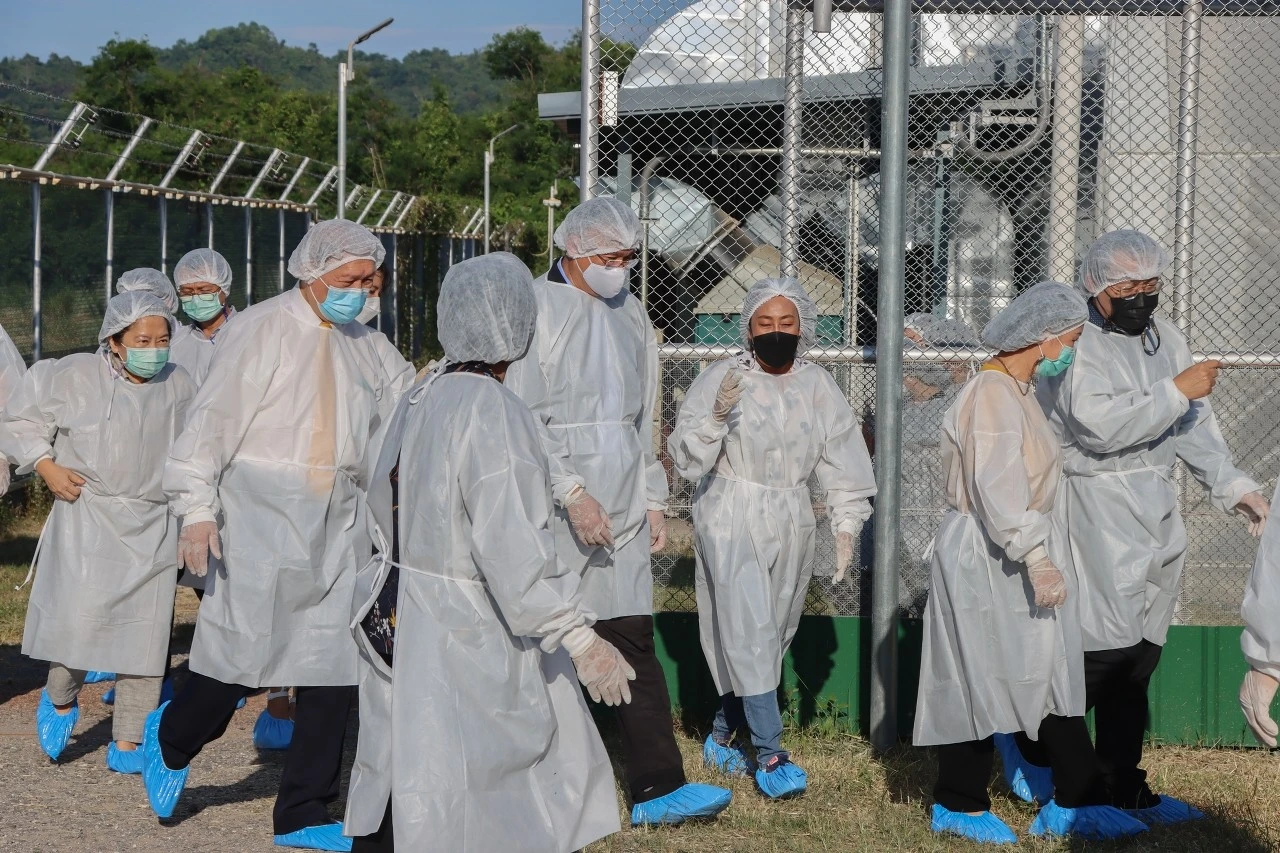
[338,17,394,219]
[483,123,519,253]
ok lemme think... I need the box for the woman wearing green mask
[0,292,194,776]
[914,281,1149,844]
[171,249,235,385]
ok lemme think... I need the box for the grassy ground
[2,495,1278,850]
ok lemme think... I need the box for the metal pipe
[245,207,253,305]
[390,233,399,346]
[813,0,833,32]
[356,189,382,225]
[870,0,911,754]
[658,343,996,362]
[615,150,632,205]
[338,62,348,217]
[106,117,152,182]
[279,208,287,292]
[206,201,214,250]
[31,184,41,361]
[308,167,339,206]
[485,124,520,252]
[580,0,601,200]
[377,192,403,228]
[245,149,282,200]
[393,197,417,230]
[638,156,665,308]
[105,190,114,300]
[209,140,246,195]
[844,164,860,347]
[1173,0,1204,332]
[280,156,310,201]
[161,130,204,188]
[159,195,168,274]
[33,102,87,172]
[955,16,1054,162]
[780,5,806,278]
[1048,16,1086,282]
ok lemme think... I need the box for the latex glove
[1240,669,1279,748]
[35,458,85,503]
[711,369,744,423]
[1236,491,1270,538]
[648,509,667,553]
[832,531,855,584]
[178,520,223,578]
[564,486,614,547]
[1025,545,1067,609]
[569,630,636,706]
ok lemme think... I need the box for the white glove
[0,460,10,495]
[566,628,636,706]
[1236,491,1270,538]
[711,369,744,424]
[564,486,614,547]
[648,509,667,553]
[1240,669,1279,748]
[1025,545,1066,609]
[178,520,222,578]
[832,531,855,584]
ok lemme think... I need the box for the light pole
[338,17,394,219]
[483,123,519,253]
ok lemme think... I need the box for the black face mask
[1107,292,1158,335]
[751,331,800,369]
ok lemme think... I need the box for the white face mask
[356,294,381,326]
[579,260,630,299]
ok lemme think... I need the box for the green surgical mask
[181,293,224,322]
[123,346,170,380]
[1035,343,1075,378]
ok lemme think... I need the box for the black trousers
[1084,640,1163,808]
[158,670,355,835]
[934,715,1109,813]
[352,801,395,853]
[591,615,687,804]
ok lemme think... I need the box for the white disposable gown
[164,288,413,688]
[0,322,26,486]
[913,370,1084,745]
[1241,479,1280,679]
[168,308,235,385]
[670,355,876,697]
[1037,321,1258,652]
[344,370,619,851]
[504,269,669,620]
[1,353,194,676]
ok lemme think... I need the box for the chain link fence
[571,0,1280,622]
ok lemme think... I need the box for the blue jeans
[711,691,785,763]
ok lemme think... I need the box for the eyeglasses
[1106,277,1160,299]
[596,251,638,269]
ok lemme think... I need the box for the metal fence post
[390,233,399,347]
[206,201,215,249]
[1048,17,1085,283]
[31,184,42,362]
[159,196,168,275]
[245,207,254,305]
[870,0,912,754]
[1173,0,1204,332]
[780,5,806,278]
[105,189,114,300]
[279,208,287,292]
[580,0,601,201]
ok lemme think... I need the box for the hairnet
[116,268,178,313]
[287,219,386,283]
[1078,230,1171,295]
[981,281,1087,351]
[740,277,819,348]
[436,253,536,364]
[98,291,175,344]
[174,248,233,294]
[553,197,642,258]
[905,312,980,348]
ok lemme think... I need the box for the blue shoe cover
[83,671,115,684]
[1030,800,1149,840]
[236,696,247,710]
[102,687,115,705]
[930,804,1018,845]
[993,732,1053,805]
[273,821,353,851]
[141,702,189,819]
[755,756,808,799]
[36,690,79,760]
[254,709,295,750]
[160,678,175,704]
[1127,795,1205,826]
[630,783,732,826]
[702,734,755,776]
[106,742,144,774]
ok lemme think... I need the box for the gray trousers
[46,663,161,744]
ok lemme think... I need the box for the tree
[483,28,548,90]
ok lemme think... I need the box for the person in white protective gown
[505,197,732,826]
[1031,231,1268,825]
[0,292,193,774]
[344,253,629,853]
[671,277,876,799]
[1240,478,1280,748]
[141,220,414,853]
[915,281,1149,845]
[0,320,27,497]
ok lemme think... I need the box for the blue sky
[0,0,585,61]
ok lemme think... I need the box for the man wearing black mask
[1000,230,1269,827]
